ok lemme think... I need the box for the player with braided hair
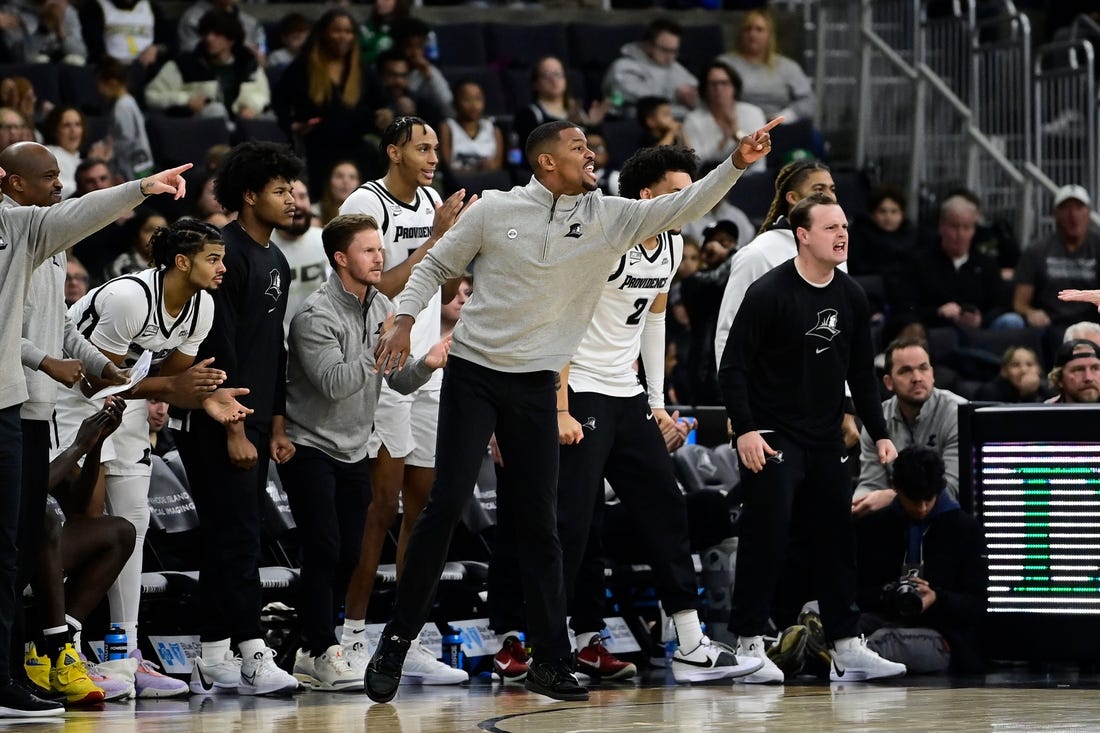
[54,216,246,697]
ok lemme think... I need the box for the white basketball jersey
[340,179,444,389]
[55,269,213,473]
[68,268,212,369]
[272,225,329,339]
[568,232,681,397]
[98,0,155,62]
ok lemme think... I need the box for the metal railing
[805,0,1100,244]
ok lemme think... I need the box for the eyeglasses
[590,144,607,153]
[0,123,26,132]
[538,71,565,80]
[66,273,89,283]
[707,79,733,87]
[653,44,679,55]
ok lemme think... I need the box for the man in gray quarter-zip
[365,116,781,704]
[0,156,191,717]
[1,142,127,700]
[280,214,450,691]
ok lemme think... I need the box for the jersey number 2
[626,298,649,325]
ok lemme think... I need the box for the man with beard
[1045,338,1100,404]
[369,117,779,703]
[272,179,327,338]
[337,116,471,689]
[852,337,967,518]
[2,141,126,704]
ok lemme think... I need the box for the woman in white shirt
[682,61,767,174]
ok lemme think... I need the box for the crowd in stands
[1,0,1100,718]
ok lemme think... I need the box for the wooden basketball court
[18,670,1100,732]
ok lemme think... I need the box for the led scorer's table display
[980,443,1100,615]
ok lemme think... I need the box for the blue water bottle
[425,30,439,62]
[105,625,128,661]
[441,629,465,670]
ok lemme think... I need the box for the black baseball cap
[702,219,739,244]
[1054,339,1100,368]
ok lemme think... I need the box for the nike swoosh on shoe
[194,666,215,692]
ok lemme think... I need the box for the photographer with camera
[854,446,985,674]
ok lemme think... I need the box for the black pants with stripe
[558,391,698,634]
[728,431,860,642]
[385,357,572,662]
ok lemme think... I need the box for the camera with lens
[882,565,924,619]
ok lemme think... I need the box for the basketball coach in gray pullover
[365,117,782,704]
[0,161,192,716]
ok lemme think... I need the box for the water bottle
[105,625,128,661]
[506,131,523,168]
[678,417,698,445]
[662,616,677,662]
[441,628,465,670]
[425,30,439,62]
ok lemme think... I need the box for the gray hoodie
[603,41,699,119]
[285,271,433,463]
[0,181,146,410]
[396,157,745,373]
[856,387,968,500]
[2,198,112,422]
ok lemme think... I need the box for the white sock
[238,638,266,660]
[341,619,366,648]
[68,616,82,652]
[575,631,601,649]
[672,610,704,651]
[119,621,138,655]
[202,638,231,664]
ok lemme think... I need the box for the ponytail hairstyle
[150,217,224,269]
[758,159,832,235]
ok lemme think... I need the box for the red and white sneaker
[492,636,529,684]
[575,636,636,681]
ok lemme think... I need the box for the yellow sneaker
[24,643,51,693]
[50,644,106,705]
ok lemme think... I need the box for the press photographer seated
[854,446,985,674]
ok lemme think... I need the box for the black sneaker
[524,659,589,702]
[364,634,410,704]
[798,610,832,679]
[767,624,808,677]
[0,679,65,717]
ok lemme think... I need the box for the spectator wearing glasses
[514,56,608,158]
[603,18,698,121]
[0,107,31,149]
[683,60,767,174]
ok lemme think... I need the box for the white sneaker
[292,649,316,688]
[671,636,765,683]
[190,652,241,695]
[298,646,361,691]
[734,636,785,685]
[239,648,298,696]
[342,640,370,679]
[829,636,907,681]
[83,655,136,701]
[399,641,468,685]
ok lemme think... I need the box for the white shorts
[366,383,439,468]
[51,396,152,477]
